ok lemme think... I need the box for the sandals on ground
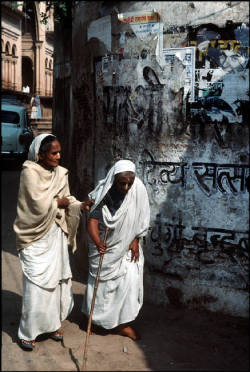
[19,330,62,349]
[19,339,35,350]
[50,330,63,341]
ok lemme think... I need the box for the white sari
[82,161,150,329]
[18,222,74,341]
[15,134,81,341]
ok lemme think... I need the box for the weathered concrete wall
[57,1,249,317]
[53,4,73,166]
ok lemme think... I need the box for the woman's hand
[129,238,139,262]
[87,218,108,255]
[81,199,95,211]
[96,240,108,255]
[57,197,70,209]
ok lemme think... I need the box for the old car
[1,96,34,159]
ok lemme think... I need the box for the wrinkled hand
[96,240,108,255]
[81,199,95,211]
[57,197,70,209]
[129,238,139,262]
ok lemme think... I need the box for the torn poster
[95,61,103,84]
[102,55,113,73]
[118,10,163,56]
[163,47,196,102]
[87,15,111,51]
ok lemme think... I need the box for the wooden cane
[81,227,109,371]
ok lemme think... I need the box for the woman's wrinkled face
[38,140,61,169]
[114,172,135,195]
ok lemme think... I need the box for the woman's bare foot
[90,324,109,336]
[115,325,141,340]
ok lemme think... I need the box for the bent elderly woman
[13,133,93,350]
[82,159,150,340]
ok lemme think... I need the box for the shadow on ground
[2,279,249,370]
[132,303,249,371]
[1,158,23,257]
[2,290,22,344]
[66,289,249,371]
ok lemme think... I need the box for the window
[12,45,17,57]
[1,110,20,124]
[5,42,10,55]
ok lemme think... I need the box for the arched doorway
[22,56,33,93]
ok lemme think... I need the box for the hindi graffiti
[140,151,249,195]
[149,214,249,263]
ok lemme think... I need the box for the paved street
[1,159,249,371]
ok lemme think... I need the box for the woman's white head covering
[28,133,56,162]
[114,159,135,175]
[89,159,136,212]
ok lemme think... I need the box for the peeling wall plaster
[56,1,249,317]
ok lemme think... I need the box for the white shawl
[88,160,150,281]
[89,159,136,212]
[14,134,82,252]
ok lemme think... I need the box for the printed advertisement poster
[118,10,163,56]
[163,47,196,102]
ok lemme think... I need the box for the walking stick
[81,227,109,371]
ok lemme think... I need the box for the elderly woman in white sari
[82,159,150,340]
[14,133,93,350]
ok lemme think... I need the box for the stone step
[37,124,52,127]
[30,120,52,125]
[30,118,52,122]
[30,119,52,136]
[37,129,53,135]
[32,124,52,130]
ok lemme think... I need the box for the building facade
[54,1,249,317]
[1,1,54,135]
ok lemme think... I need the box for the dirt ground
[2,248,249,371]
[1,164,249,371]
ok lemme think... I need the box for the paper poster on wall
[102,55,113,73]
[95,61,104,88]
[163,47,196,102]
[87,15,111,51]
[118,10,163,56]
